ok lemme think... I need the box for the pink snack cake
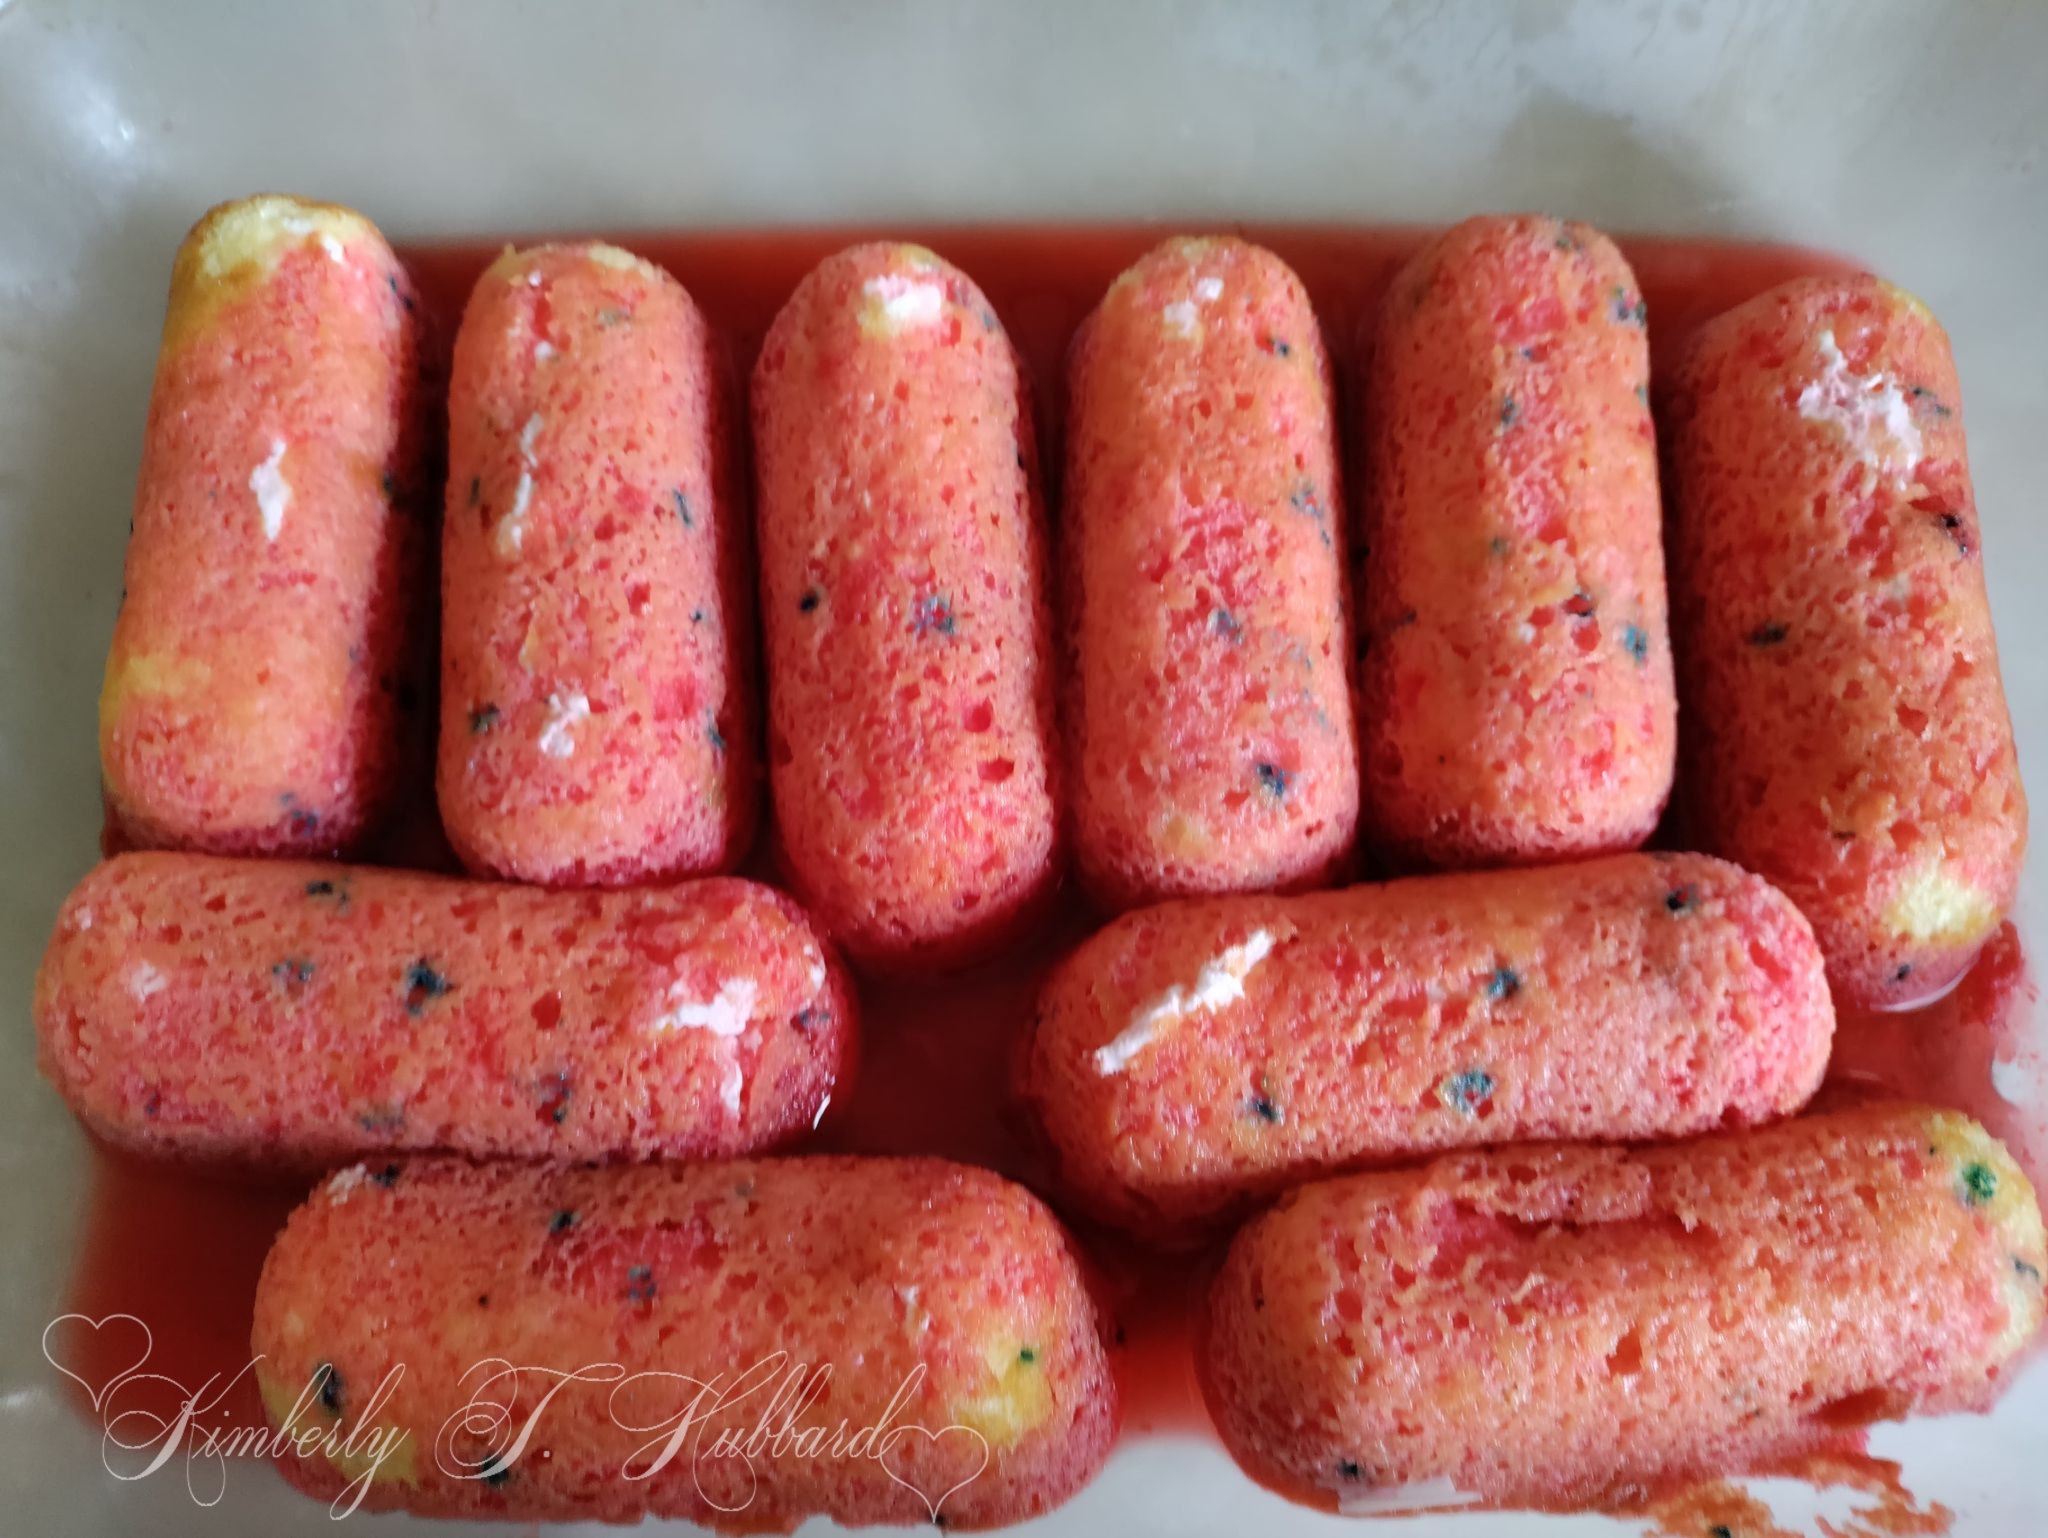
[1024,851,1832,1241]
[752,243,1062,969]
[253,1155,1118,1529]
[1665,275,2028,1009]
[1063,236,1358,910]
[439,242,754,887]
[1203,1103,2045,1511]
[1354,214,1675,869]
[36,852,851,1165]
[100,194,429,855]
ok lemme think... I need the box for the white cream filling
[1798,329,1923,481]
[249,437,291,542]
[280,215,346,265]
[862,274,946,328]
[653,976,759,1038]
[536,690,589,759]
[1094,930,1276,1075]
[1164,270,1225,339]
[324,1164,370,1204]
[717,1046,746,1119]
[495,414,543,557]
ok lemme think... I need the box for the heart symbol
[880,1422,990,1524]
[42,1314,154,1412]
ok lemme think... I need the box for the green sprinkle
[1337,1458,1365,1480]
[1665,886,1696,915]
[537,1071,571,1125]
[480,1452,513,1488]
[356,1105,404,1133]
[2017,1258,2042,1284]
[1908,385,1952,419]
[1210,608,1243,641]
[549,1209,578,1235]
[670,488,694,527]
[1255,761,1291,798]
[403,960,452,1015]
[368,1163,401,1188]
[596,307,629,327]
[1611,287,1648,326]
[913,593,956,637]
[469,704,500,734]
[799,589,821,613]
[1622,623,1649,663]
[315,1363,343,1416]
[625,1264,657,1304]
[1017,1347,1037,1365]
[1499,395,1520,429]
[305,881,349,916]
[1709,1527,1734,1538]
[1261,334,1293,358]
[1748,622,1789,646]
[1248,1093,1283,1125]
[467,476,481,508]
[1634,383,1650,406]
[707,718,727,753]
[1288,481,1333,546]
[1440,1069,1496,1116]
[1486,965,1520,1001]
[1489,535,1511,557]
[381,471,398,500]
[1961,1162,1999,1206]
[272,957,316,989]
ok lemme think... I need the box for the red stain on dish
[1622,1443,1953,1537]
[1095,1239,1219,1439]
[55,1143,306,1437]
[1828,922,2046,1196]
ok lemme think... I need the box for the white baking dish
[1,2,2042,1533]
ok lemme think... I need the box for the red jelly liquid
[74,224,1991,1504]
